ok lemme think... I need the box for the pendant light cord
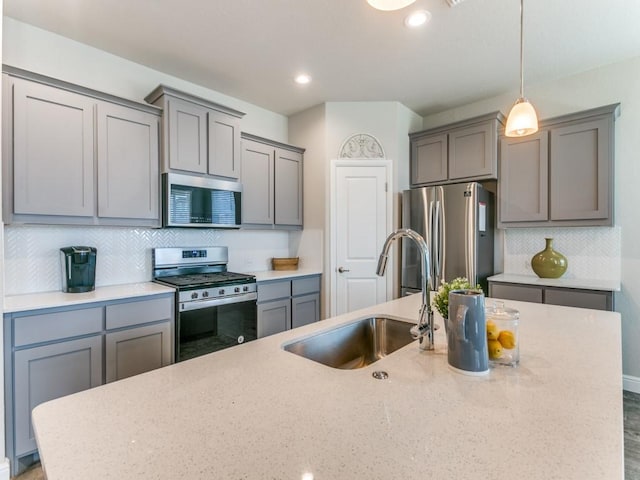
[519,0,525,99]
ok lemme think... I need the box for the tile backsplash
[4,225,290,295]
[503,226,621,281]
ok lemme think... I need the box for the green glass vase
[531,238,568,279]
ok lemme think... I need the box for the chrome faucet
[376,228,434,351]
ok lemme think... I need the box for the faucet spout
[376,228,434,351]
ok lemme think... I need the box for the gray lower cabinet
[4,292,174,476]
[241,133,305,229]
[488,281,614,311]
[410,112,504,187]
[145,85,245,180]
[2,67,162,227]
[257,275,321,337]
[14,335,103,457]
[498,104,619,228]
[257,298,291,338]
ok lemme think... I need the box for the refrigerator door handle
[465,183,477,287]
[436,186,445,289]
[427,199,436,290]
[432,200,441,282]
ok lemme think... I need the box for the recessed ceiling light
[367,0,416,11]
[404,10,431,27]
[294,74,312,85]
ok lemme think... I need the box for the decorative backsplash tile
[503,227,621,281]
[4,225,290,295]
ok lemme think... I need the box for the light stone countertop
[488,273,621,292]
[32,294,623,480]
[249,268,322,282]
[3,282,176,313]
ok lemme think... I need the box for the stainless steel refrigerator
[401,182,494,296]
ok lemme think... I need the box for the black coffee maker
[60,246,97,293]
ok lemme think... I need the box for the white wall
[289,101,422,314]
[3,17,288,141]
[423,56,640,380]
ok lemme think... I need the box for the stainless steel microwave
[163,172,242,228]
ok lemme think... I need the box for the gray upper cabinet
[167,97,207,173]
[97,102,160,220]
[499,131,549,223]
[498,104,619,228]
[410,112,504,187]
[2,66,162,227]
[145,85,245,180]
[411,133,447,185]
[10,76,95,217]
[274,148,303,226]
[208,110,241,179]
[241,133,305,229]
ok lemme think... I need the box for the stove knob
[234,287,240,293]
[219,289,225,295]
[202,291,209,298]
[191,292,198,300]
[243,286,249,292]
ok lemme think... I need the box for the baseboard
[623,375,640,394]
[0,458,10,480]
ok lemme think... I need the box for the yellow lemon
[488,339,503,359]
[498,330,516,349]
[486,320,500,340]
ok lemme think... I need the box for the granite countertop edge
[488,273,621,292]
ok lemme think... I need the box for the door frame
[329,159,393,317]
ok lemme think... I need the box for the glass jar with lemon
[486,301,520,367]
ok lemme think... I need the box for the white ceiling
[4,0,640,116]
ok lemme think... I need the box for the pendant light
[505,0,538,137]
[367,0,416,11]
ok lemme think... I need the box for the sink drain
[372,371,389,380]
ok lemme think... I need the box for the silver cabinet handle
[338,267,350,273]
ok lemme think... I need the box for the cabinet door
[167,97,207,173]
[550,117,611,222]
[97,102,160,220]
[105,322,173,383]
[499,131,549,223]
[292,293,320,329]
[489,283,543,303]
[242,139,274,225]
[411,133,447,185]
[274,148,303,226]
[257,298,290,338]
[14,336,102,455]
[449,121,495,180]
[208,111,241,179]
[12,78,94,216]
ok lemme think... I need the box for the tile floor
[12,390,640,479]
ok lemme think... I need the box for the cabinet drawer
[292,276,321,296]
[106,296,173,330]
[14,307,103,347]
[489,283,543,303]
[544,288,612,311]
[257,280,291,302]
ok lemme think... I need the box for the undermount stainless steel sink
[283,316,414,369]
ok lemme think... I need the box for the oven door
[177,293,257,362]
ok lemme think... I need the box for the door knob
[338,267,350,273]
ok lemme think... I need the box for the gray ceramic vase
[446,289,489,375]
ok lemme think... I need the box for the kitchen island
[32,294,623,479]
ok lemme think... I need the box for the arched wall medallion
[338,133,386,159]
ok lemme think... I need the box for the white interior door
[332,162,391,315]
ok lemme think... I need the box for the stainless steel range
[152,246,257,362]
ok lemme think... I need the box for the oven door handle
[179,292,257,311]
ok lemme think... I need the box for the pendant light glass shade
[367,0,416,11]
[505,0,538,137]
[505,97,538,137]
